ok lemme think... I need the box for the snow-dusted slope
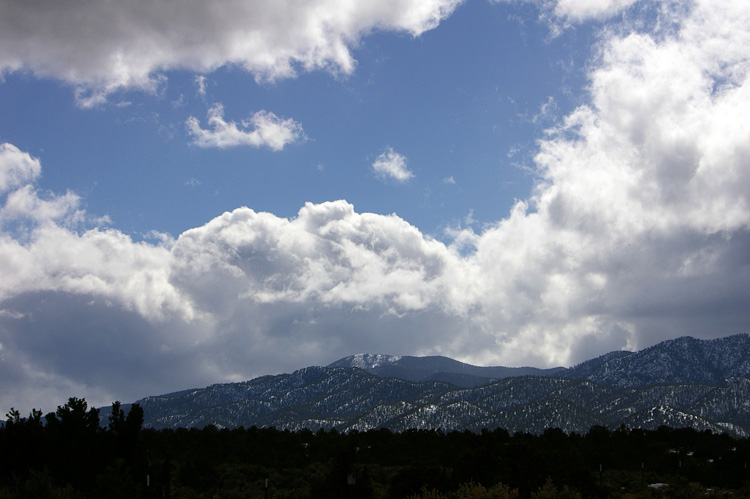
[328,353,565,387]
[121,334,750,436]
[565,335,750,387]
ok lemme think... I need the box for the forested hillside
[126,335,750,436]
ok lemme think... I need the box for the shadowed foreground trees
[1,397,148,498]
[2,399,750,498]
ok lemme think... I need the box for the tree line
[2,397,750,498]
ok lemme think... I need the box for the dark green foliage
[0,398,145,498]
[3,399,750,498]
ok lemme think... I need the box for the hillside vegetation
[2,398,750,498]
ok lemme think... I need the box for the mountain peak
[328,352,566,387]
[329,353,402,370]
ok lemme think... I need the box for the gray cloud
[0,0,463,106]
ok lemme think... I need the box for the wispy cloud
[194,75,207,97]
[186,104,305,151]
[551,0,640,22]
[372,147,414,182]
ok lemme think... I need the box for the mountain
[328,353,566,387]
[564,335,750,387]
[119,334,750,436]
[329,335,750,389]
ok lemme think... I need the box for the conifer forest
[2,398,750,498]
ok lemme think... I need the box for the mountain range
[117,334,750,436]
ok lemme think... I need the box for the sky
[1,0,749,413]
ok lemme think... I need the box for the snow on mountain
[332,353,402,370]
[565,334,750,387]
[121,334,750,436]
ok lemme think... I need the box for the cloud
[2,0,750,414]
[186,104,306,151]
[442,176,456,185]
[532,96,558,124]
[0,152,471,410]
[0,0,463,105]
[551,0,640,21]
[195,75,207,97]
[372,147,414,182]
[0,147,205,410]
[470,0,750,363]
[491,0,640,32]
[0,144,41,193]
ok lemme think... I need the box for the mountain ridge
[329,353,567,387]
[111,334,750,436]
[563,334,750,386]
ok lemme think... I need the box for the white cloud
[0,148,206,410]
[491,0,639,31]
[0,185,82,225]
[552,0,639,21]
[195,75,207,97]
[532,96,558,124]
[372,147,414,182]
[170,200,471,313]
[442,176,456,185]
[469,0,750,364]
[0,0,463,105]
[0,144,41,193]
[186,104,305,151]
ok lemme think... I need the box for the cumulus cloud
[2,0,750,414]
[0,0,463,105]
[0,144,40,193]
[186,104,305,151]
[372,147,414,182]
[0,147,469,411]
[0,144,205,410]
[470,0,750,363]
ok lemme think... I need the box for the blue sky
[1,0,592,238]
[1,0,749,412]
